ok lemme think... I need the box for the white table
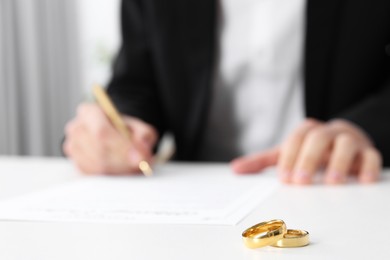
[0,157,389,260]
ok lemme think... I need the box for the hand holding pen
[63,85,157,176]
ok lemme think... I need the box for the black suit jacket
[107,0,390,165]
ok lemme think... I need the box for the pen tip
[139,161,153,177]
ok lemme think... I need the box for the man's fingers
[77,104,154,172]
[66,137,99,175]
[128,143,153,167]
[77,123,105,161]
[231,148,279,174]
[124,116,158,149]
[277,119,321,182]
[325,134,358,184]
[65,103,159,176]
[77,103,117,139]
[123,116,157,169]
[358,147,382,183]
[231,118,382,185]
[292,128,335,184]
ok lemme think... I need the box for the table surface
[0,156,389,260]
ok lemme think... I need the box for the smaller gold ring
[242,219,287,248]
[271,229,310,248]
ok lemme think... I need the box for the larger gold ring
[242,219,287,248]
[271,229,310,248]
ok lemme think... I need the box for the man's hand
[231,119,382,184]
[63,103,158,175]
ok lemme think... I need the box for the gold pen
[92,84,153,176]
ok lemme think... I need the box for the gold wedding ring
[271,229,310,248]
[242,219,287,248]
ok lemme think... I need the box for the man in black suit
[64,0,390,185]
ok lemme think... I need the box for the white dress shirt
[198,0,306,161]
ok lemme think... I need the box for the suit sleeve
[107,0,165,136]
[337,77,390,166]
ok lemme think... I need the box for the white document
[0,164,278,225]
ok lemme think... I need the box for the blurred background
[0,0,120,156]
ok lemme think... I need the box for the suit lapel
[305,0,345,118]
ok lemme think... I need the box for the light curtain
[0,0,82,156]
